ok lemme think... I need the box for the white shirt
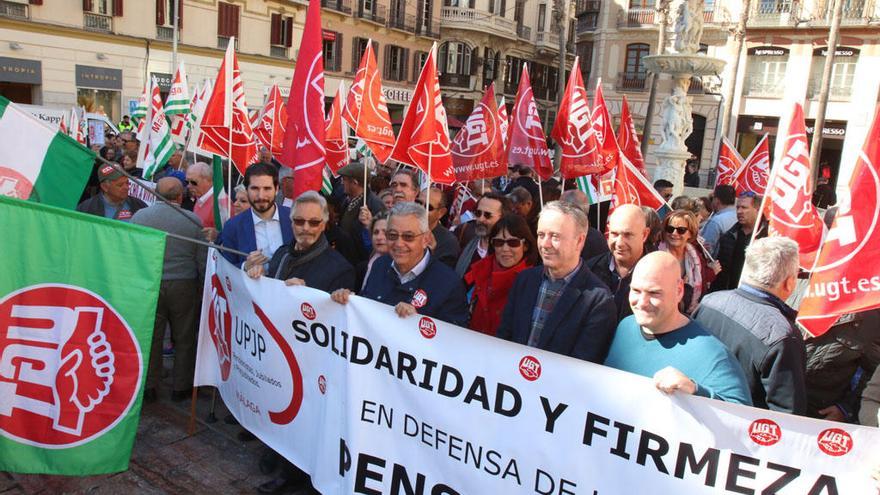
[251,207,284,258]
[393,250,431,284]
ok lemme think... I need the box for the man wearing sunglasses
[454,192,511,277]
[497,201,617,363]
[331,202,469,327]
[185,162,228,237]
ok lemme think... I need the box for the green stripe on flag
[212,155,224,231]
[0,96,8,118]
[29,132,95,209]
[321,166,333,196]
[576,176,599,205]
[0,195,164,475]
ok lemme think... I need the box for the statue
[659,90,692,152]
[673,0,704,54]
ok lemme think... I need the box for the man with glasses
[497,201,617,363]
[218,163,293,268]
[455,192,511,277]
[710,192,765,292]
[185,162,228,236]
[330,202,469,326]
[417,187,459,268]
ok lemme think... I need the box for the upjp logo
[252,303,304,425]
[518,356,541,381]
[301,302,316,321]
[748,419,781,446]
[817,428,853,456]
[208,275,233,381]
[418,316,436,339]
[0,284,142,447]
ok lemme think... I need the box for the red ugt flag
[716,136,745,186]
[325,82,349,175]
[281,0,325,197]
[612,155,667,211]
[452,83,506,182]
[797,106,880,337]
[344,41,395,163]
[551,57,603,179]
[764,103,824,270]
[735,134,771,195]
[390,43,454,185]
[617,95,646,177]
[254,84,287,160]
[591,79,619,174]
[507,65,552,180]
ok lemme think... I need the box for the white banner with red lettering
[194,251,880,494]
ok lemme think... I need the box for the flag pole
[363,156,369,208]
[426,144,432,223]
[227,127,233,215]
[538,177,544,210]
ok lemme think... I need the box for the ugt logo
[0,284,141,447]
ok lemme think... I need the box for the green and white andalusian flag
[0,96,94,209]
[575,175,600,205]
[0,195,164,475]
[165,62,191,146]
[320,165,333,196]
[136,77,177,180]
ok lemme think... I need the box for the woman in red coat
[464,214,539,336]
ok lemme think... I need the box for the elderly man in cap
[337,161,385,260]
[77,164,147,221]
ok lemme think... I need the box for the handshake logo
[0,284,141,446]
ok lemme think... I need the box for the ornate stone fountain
[642,0,726,195]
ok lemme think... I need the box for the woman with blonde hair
[659,209,721,313]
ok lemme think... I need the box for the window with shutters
[83,0,119,31]
[412,51,428,81]
[83,0,112,15]
[217,2,240,49]
[483,48,498,83]
[537,4,546,32]
[438,42,470,75]
[270,13,294,58]
[323,31,342,72]
[384,45,408,82]
[504,55,523,94]
[351,38,378,73]
[156,0,183,41]
[578,41,593,84]
[416,0,435,37]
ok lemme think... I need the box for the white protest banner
[128,179,156,206]
[195,252,880,494]
[88,120,105,146]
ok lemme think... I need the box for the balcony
[440,7,517,39]
[84,12,112,32]
[321,0,352,14]
[535,31,560,53]
[688,76,704,94]
[217,36,239,50]
[439,73,471,89]
[157,25,177,41]
[575,0,600,16]
[0,1,28,19]
[806,78,853,101]
[616,71,648,92]
[814,0,872,25]
[415,21,441,38]
[387,12,416,33]
[750,1,801,27]
[516,24,532,40]
[356,3,386,25]
[623,7,655,27]
[577,12,599,33]
[744,76,785,97]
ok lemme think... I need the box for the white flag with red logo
[507,65,552,181]
[591,79,620,174]
[343,41,395,163]
[69,108,86,145]
[254,84,287,160]
[617,95,646,177]
[198,37,259,174]
[763,104,824,270]
[451,83,505,183]
[551,57,603,179]
[325,82,349,175]
[497,96,509,148]
[734,134,771,195]
[798,106,880,337]
[715,136,745,187]
[390,43,453,184]
[281,0,326,197]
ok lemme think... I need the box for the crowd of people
[74,133,880,494]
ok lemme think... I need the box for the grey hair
[540,200,588,235]
[740,236,800,289]
[190,162,213,180]
[233,184,246,196]
[389,201,429,233]
[291,190,329,222]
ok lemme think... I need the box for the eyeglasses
[664,225,689,235]
[385,231,426,242]
[474,209,494,220]
[491,238,523,248]
[186,179,199,186]
[292,218,323,227]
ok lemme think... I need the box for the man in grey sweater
[132,177,207,403]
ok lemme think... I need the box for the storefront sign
[150,72,173,91]
[383,87,412,104]
[75,65,122,90]
[748,46,789,57]
[0,57,41,85]
[812,47,859,58]
[806,121,847,138]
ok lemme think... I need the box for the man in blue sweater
[605,251,752,405]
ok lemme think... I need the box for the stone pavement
[1,363,282,494]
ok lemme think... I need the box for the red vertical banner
[507,65,552,181]
[452,83,506,182]
[254,84,287,159]
[345,42,395,163]
[617,95,646,176]
[551,57,603,179]
[590,80,619,174]
[325,83,349,175]
[734,134,771,195]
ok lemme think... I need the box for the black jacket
[496,263,617,363]
[693,286,807,414]
[267,238,356,293]
[711,221,767,292]
[76,192,148,220]
[586,251,633,322]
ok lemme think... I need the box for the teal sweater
[605,316,752,405]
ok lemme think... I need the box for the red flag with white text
[198,37,259,173]
[254,84,287,160]
[507,65,552,180]
[734,134,770,195]
[452,83,506,182]
[612,155,667,211]
[617,95,646,176]
[716,136,745,187]
[763,104,824,270]
[497,96,509,148]
[325,82,349,175]
[591,79,620,174]
[281,0,326,197]
[551,57,603,179]
[390,44,454,184]
[344,42,395,163]
[797,106,880,337]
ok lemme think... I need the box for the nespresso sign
[75,65,123,90]
[748,46,789,57]
[0,57,41,85]
[812,47,859,58]
[150,72,173,91]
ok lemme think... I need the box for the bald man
[604,252,751,404]
[586,204,650,321]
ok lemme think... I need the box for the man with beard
[455,192,511,277]
[218,163,293,268]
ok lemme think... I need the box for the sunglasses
[415,201,436,212]
[385,231,426,242]
[474,209,493,220]
[292,218,323,227]
[186,179,199,186]
[491,238,523,248]
[738,191,758,198]
[664,225,689,235]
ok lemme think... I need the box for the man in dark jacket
[76,163,147,221]
[337,161,385,262]
[331,202,469,327]
[693,236,807,414]
[710,192,764,292]
[418,187,459,268]
[497,201,617,363]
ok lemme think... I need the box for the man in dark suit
[497,201,617,363]
[217,163,293,268]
